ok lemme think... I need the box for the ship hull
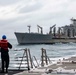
[14,32,53,44]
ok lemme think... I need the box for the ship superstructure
[62,18,76,38]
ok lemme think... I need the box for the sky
[0,0,76,39]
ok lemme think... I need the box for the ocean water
[7,39,76,67]
[8,39,76,60]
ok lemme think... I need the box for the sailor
[0,35,12,73]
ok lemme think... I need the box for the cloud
[0,0,76,39]
[19,1,43,13]
[0,0,21,6]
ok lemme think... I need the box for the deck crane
[53,26,56,37]
[37,25,43,34]
[27,25,31,33]
[57,27,63,38]
[58,27,61,35]
[49,24,56,34]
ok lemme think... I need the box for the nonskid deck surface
[0,69,25,75]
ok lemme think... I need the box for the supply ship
[15,18,76,44]
[15,25,54,44]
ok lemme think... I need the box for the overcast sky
[0,0,76,39]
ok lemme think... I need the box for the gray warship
[15,18,76,44]
[14,25,55,44]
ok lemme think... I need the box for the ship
[15,18,76,44]
[14,25,55,44]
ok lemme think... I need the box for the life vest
[0,39,8,50]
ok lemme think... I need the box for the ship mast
[27,25,31,33]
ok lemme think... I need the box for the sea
[8,39,76,60]
[1,39,76,74]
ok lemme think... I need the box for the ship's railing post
[19,48,30,70]
[41,48,44,66]
[45,49,48,65]
[25,48,30,71]
[28,49,33,68]
[18,48,27,70]
[41,48,48,66]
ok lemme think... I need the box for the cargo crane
[53,26,56,37]
[37,25,43,34]
[57,27,63,38]
[27,25,31,33]
[49,24,56,35]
